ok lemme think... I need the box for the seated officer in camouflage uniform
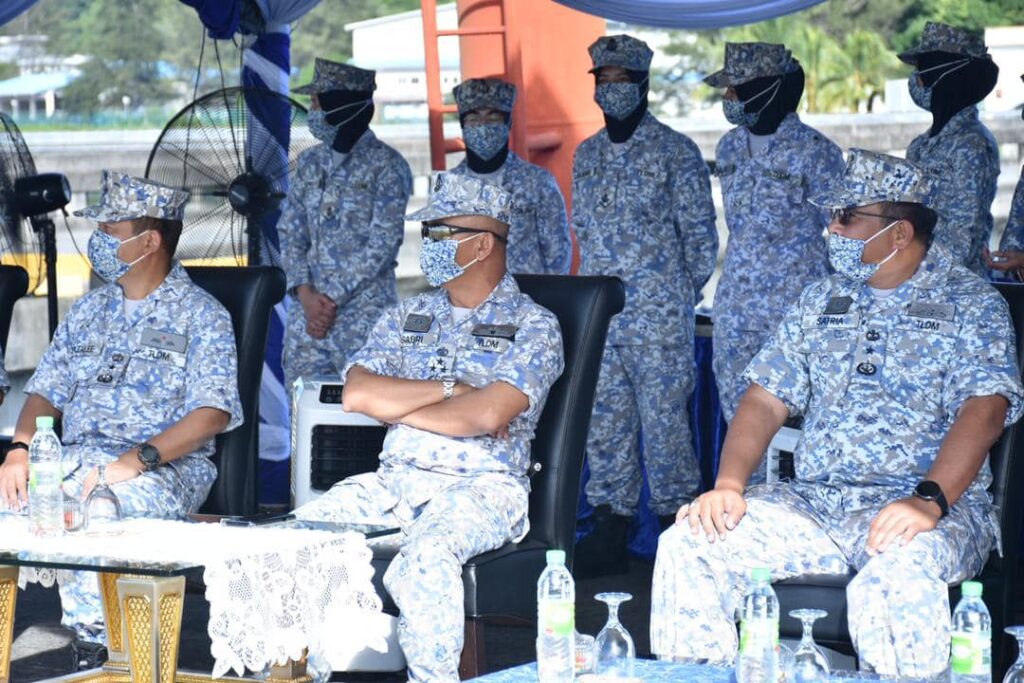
[650,150,1023,678]
[0,171,242,667]
[281,57,412,392]
[449,77,572,274]
[295,172,563,682]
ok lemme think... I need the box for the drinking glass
[594,592,635,679]
[84,466,122,530]
[1003,626,1024,683]
[789,609,830,683]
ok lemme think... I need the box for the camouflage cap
[810,149,933,209]
[406,172,513,226]
[588,34,653,74]
[704,42,793,88]
[294,58,377,94]
[454,78,517,115]
[74,171,190,223]
[898,22,989,64]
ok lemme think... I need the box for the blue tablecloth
[470,659,908,682]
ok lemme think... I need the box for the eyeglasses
[421,223,507,243]
[830,208,901,226]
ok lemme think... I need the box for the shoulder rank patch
[906,301,956,322]
[823,296,853,315]
[402,313,434,334]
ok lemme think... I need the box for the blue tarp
[554,0,827,28]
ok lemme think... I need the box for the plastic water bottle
[537,549,575,682]
[737,567,779,683]
[28,416,64,537]
[951,581,991,683]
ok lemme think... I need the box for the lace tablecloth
[471,661,922,682]
[0,517,387,677]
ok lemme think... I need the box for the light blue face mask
[87,228,152,283]
[594,80,647,120]
[419,233,482,287]
[463,122,509,161]
[827,220,899,282]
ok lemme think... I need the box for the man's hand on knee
[866,497,940,556]
[684,485,747,543]
[0,451,28,511]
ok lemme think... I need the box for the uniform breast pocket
[803,328,856,400]
[458,338,508,387]
[400,344,446,380]
[573,166,604,213]
[883,328,955,414]
[625,169,668,210]
[754,170,806,218]
[124,355,187,402]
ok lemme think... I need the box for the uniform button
[866,330,880,342]
[98,373,113,383]
[856,362,876,376]
[112,353,124,362]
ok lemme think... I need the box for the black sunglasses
[830,208,901,226]
[421,223,507,243]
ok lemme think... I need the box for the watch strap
[442,378,455,401]
[5,441,29,456]
[915,480,949,518]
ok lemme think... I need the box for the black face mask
[915,52,998,137]
[318,89,375,153]
[596,69,649,143]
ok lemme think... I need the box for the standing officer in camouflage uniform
[295,172,563,683]
[650,150,1023,678]
[450,77,572,274]
[902,22,1000,276]
[280,58,412,391]
[0,171,242,668]
[706,42,843,438]
[986,77,1024,279]
[572,34,718,576]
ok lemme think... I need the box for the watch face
[916,480,941,499]
[140,445,160,466]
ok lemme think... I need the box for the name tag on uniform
[471,323,517,353]
[134,345,187,368]
[906,301,956,322]
[822,296,853,315]
[71,342,101,355]
[140,328,187,354]
[401,313,437,346]
[803,313,860,329]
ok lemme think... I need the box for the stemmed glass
[1003,626,1024,683]
[595,592,635,678]
[789,609,830,683]
[84,465,122,530]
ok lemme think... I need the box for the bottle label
[951,631,991,675]
[28,461,62,496]
[739,619,779,654]
[539,600,575,637]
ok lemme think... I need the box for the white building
[345,4,462,123]
[987,26,1024,113]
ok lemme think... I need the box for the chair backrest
[185,266,286,516]
[0,266,28,353]
[989,282,1024,574]
[513,274,624,557]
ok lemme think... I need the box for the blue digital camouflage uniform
[712,113,843,424]
[573,110,718,515]
[295,173,564,683]
[998,169,1024,252]
[278,131,412,391]
[26,262,243,641]
[901,22,999,277]
[650,151,1024,679]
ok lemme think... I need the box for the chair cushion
[774,573,853,644]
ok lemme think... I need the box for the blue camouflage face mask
[419,233,483,287]
[827,220,899,282]
[594,80,646,120]
[908,76,932,111]
[463,122,509,161]
[722,78,781,127]
[88,228,152,283]
[307,109,335,143]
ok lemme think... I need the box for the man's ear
[146,227,165,255]
[895,219,915,248]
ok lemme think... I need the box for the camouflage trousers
[585,343,700,516]
[283,296,381,393]
[60,456,217,642]
[650,483,994,678]
[294,465,528,683]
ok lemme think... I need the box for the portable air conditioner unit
[291,378,387,508]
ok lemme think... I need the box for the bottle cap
[546,549,566,566]
[35,416,54,430]
[751,567,771,582]
[961,581,983,598]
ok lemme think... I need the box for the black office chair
[774,281,1024,678]
[185,266,286,516]
[0,266,29,457]
[365,274,624,678]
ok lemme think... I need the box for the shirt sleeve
[488,305,564,424]
[24,310,76,410]
[942,289,1024,425]
[933,134,999,267]
[184,297,243,432]
[673,139,719,296]
[279,158,313,295]
[534,171,572,275]
[343,304,404,379]
[999,171,1024,253]
[742,287,814,416]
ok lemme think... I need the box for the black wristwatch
[5,441,29,456]
[914,480,949,518]
[137,443,161,472]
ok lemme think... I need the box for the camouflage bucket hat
[294,58,377,94]
[74,171,190,223]
[810,149,933,209]
[588,34,653,73]
[898,22,989,65]
[406,172,513,226]
[704,42,793,88]
[454,78,517,115]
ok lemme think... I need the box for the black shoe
[71,640,108,671]
[573,505,631,579]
